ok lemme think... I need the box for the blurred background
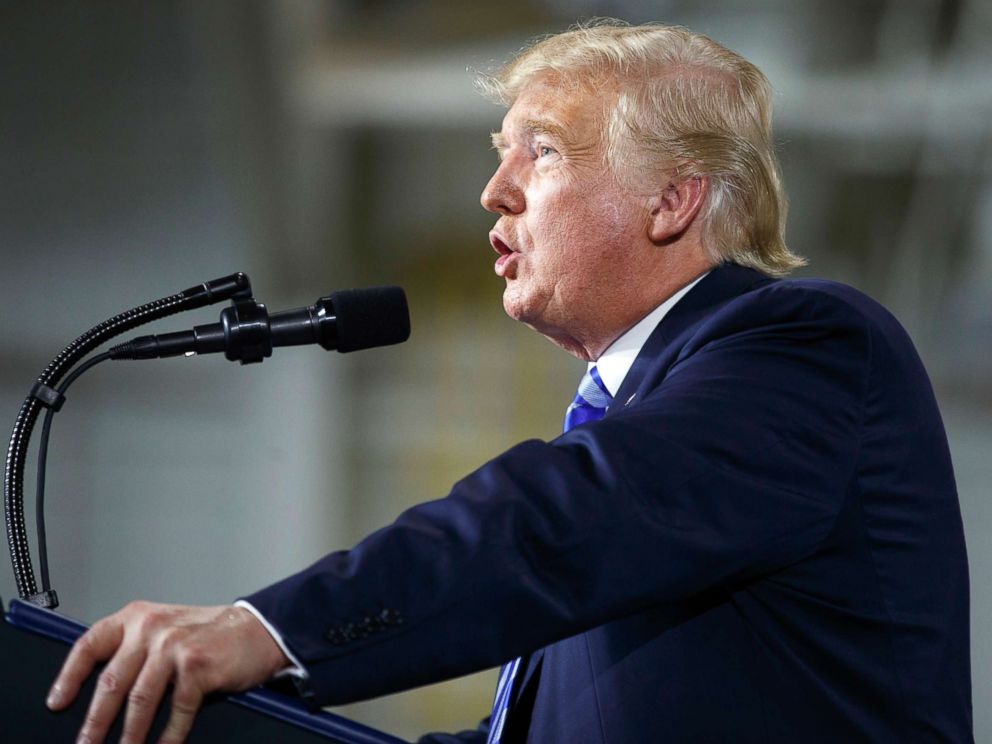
[1,0,989,739]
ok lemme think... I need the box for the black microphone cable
[34,351,113,598]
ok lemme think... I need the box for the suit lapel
[610,264,774,414]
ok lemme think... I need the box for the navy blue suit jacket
[246,265,972,742]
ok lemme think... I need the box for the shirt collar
[592,272,709,396]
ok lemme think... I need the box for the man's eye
[538,145,555,158]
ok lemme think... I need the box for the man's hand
[46,601,291,744]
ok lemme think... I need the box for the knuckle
[175,645,208,676]
[157,625,187,653]
[87,616,107,635]
[127,685,156,709]
[97,668,121,693]
[124,598,152,614]
[77,628,101,656]
[121,600,152,627]
[136,609,163,636]
[172,694,200,715]
[82,711,105,732]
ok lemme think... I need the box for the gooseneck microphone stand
[1,273,408,743]
[4,272,253,608]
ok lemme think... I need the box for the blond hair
[476,19,804,276]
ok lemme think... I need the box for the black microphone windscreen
[330,286,410,353]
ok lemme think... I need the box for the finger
[120,652,173,744]
[156,681,203,744]
[48,617,124,711]
[76,647,147,744]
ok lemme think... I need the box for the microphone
[109,286,410,364]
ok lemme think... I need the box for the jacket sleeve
[244,285,873,707]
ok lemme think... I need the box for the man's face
[480,77,655,356]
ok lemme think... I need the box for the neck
[544,254,715,362]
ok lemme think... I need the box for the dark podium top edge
[4,596,408,744]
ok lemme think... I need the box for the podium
[2,596,408,743]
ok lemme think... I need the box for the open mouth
[490,232,518,277]
[490,233,513,257]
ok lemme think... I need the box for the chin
[501,287,589,358]
[502,286,539,325]
[501,288,557,334]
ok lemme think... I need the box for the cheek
[529,187,593,249]
[563,200,645,292]
[523,180,641,283]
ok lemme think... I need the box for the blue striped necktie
[486,366,613,743]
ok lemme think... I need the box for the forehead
[498,77,605,143]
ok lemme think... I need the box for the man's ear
[647,175,708,243]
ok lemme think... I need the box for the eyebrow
[519,118,570,144]
[490,118,571,156]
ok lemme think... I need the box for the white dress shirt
[594,272,707,396]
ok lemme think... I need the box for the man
[48,21,972,743]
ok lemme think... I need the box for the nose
[480,162,525,216]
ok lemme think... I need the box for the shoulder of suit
[723,276,894,331]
